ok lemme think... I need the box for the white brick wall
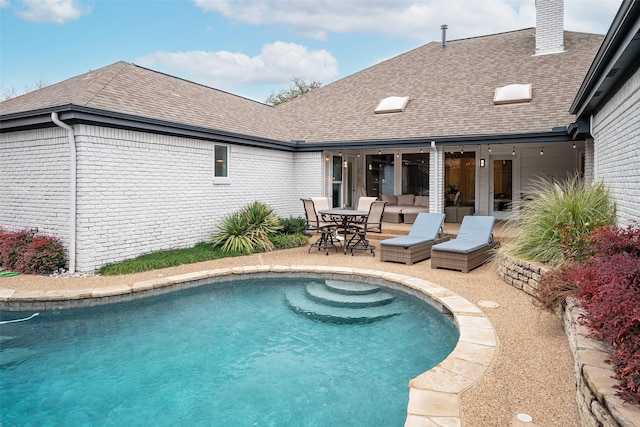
[535,0,565,55]
[1,124,323,271]
[591,67,640,226]
[0,128,70,246]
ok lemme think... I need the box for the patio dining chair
[301,198,341,255]
[356,196,377,213]
[311,196,347,243]
[431,215,497,272]
[347,200,387,256]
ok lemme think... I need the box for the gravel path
[0,245,578,426]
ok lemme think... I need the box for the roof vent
[494,84,532,105]
[375,96,410,114]
[441,24,448,49]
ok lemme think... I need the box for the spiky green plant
[503,173,616,266]
[211,201,282,254]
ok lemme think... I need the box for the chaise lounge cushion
[431,215,496,273]
[430,239,488,254]
[431,216,495,254]
[380,213,446,264]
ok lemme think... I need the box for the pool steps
[284,280,400,324]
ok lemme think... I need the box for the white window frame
[213,144,230,184]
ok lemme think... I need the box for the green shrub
[97,242,241,275]
[503,173,616,266]
[270,233,308,249]
[279,216,307,235]
[211,201,282,254]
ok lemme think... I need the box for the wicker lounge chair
[379,212,446,265]
[431,215,497,273]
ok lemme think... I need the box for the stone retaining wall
[497,253,640,427]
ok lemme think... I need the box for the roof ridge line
[83,62,129,105]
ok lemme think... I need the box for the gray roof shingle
[277,29,604,143]
[1,29,604,145]
[0,61,294,142]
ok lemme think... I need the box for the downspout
[51,112,76,274]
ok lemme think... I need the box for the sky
[0,0,623,103]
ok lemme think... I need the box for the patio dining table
[318,208,368,254]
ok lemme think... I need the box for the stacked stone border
[0,265,498,427]
[497,253,640,427]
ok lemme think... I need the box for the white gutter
[51,112,76,273]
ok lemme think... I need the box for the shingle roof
[277,29,605,143]
[0,61,294,142]
[1,29,604,146]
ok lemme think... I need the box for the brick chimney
[535,0,565,55]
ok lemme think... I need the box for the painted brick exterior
[0,128,71,245]
[591,67,640,226]
[1,124,321,271]
[535,0,564,55]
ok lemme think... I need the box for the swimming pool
[0,276,459,426]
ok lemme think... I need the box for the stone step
[305,282,395,308]
[284,287,401,324]
[324,280,381,295]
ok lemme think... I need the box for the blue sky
[1,0,622,103]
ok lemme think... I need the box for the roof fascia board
[295,130,571,152]
[570,0,640,117]
[2,105,571,153]
[0,104,298,152]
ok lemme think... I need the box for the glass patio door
[490,156,514,219]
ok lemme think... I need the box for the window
[366,154,395,197]
[214,144,229,183]
[402,153,430,196]
[444,151,475,206]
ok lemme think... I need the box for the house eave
[570,0,640,119]
[0,104,299,152]
[294,130,572,152]
[1,104,572,153]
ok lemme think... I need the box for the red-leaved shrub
[565,223,640,404]
[18,235,66,274]
[0,228,36,270]
[0,227,66,275]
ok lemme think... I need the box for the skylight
[493,84,532,105]
[375,96,410,114]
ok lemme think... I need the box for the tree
[266,77,322,106]
[1,77,49,101]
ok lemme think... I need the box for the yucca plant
[211,201,282,254]
[503,173,616,266]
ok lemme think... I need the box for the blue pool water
[0,277,458,426]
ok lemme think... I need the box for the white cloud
[17,0,90,24]
[0,0,10,8]
[194,0,619,41]
[564,0,622,34]
[135,41,339,89]
[194,0,535,42]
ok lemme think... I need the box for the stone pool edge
[0,265,497,427]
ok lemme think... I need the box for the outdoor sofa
[379,194,430,224]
